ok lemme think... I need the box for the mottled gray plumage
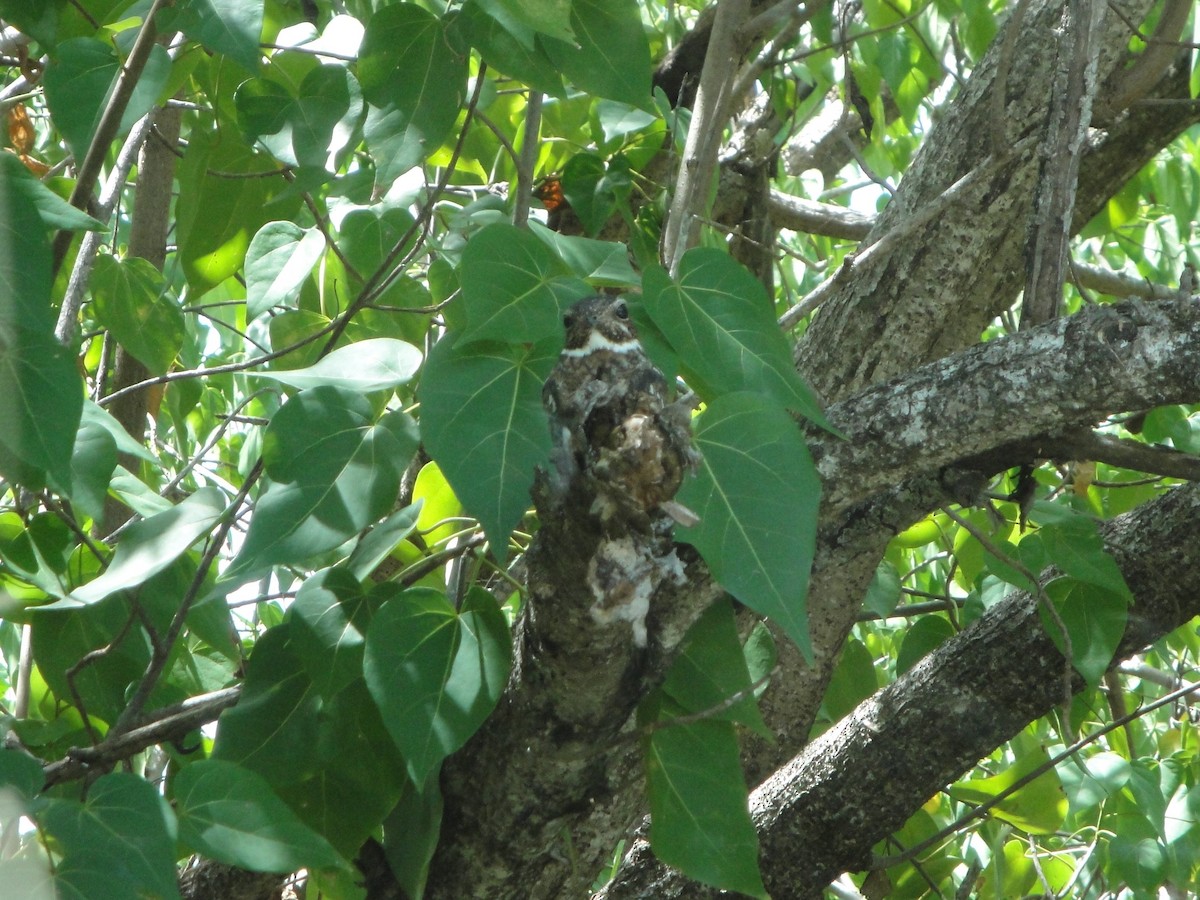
[542,295,696,523]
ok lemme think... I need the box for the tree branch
[600,481,1200,897]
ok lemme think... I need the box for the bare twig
[662,0,750,275]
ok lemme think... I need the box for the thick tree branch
[814,297,1200,518]
[796,0,1197,403]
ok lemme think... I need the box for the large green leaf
[0,151,101,232]
[458,222,588,345]
[176,119,298,295]
[244,221,326,320]
[359,4,467,186]
[659,598,771,739]
[419,332,557,555]
[1038,577,1128,688]
[42,773,180,900]
[0,327,82,492]
[643,250,829,426]
[229,388,418,575]
[246,338,422,392]
[174,759,346,874]
[235,66,364,172]
[642,696,767,899]
[951,741,1068,834]
[273,679,410,857]
[0,154,82,491]
[67,413,118,523]
[90,255,185,375]
[677,393,820,657]
[31,596,151,723]
[363,587,512,786]
[212,624,322,783]
[173,0,264,72]
[383,771,444,900]
[454,2,565,96]
[59,487,226,608]
[289,566,374,699]
[542,0,652,108]
[471,0,574,44]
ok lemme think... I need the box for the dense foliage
[2,0,1200,898]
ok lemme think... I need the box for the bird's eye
[613,300,629,320]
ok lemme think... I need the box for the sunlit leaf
[420,332,557,555]
[60,487,226,608]
[245,222,326,319]
[950,742,1067,834]
[247,338,422,391]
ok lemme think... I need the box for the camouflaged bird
[542,295,697,525]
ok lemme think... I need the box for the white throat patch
[561,330,641,357]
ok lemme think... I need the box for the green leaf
[363,587,512,786]
[57,487,226,608]
[68,413,117,522]
[0,327,82,492]
[419,332,557,555]
[383,772,444,900]
[642,698,767,898]
[643,250,829,426]
[173,0,264,72]
[32,594,151,722]
[289,566,373,699]
[0,154,81,491]
[345,503,423,581]
[471,0,574,44]
[895,615,956,675]
[174,759,346,873]
[245,222,326,319]
[1038,577,1128,688]
[42,773,180,900]
[820,637,877,723]
[246,338,422,392]
[527,221,640,287]
[90,255,185,375]
[454,2,565,96]
[235,66,364,172]
[1038,514,1133,602]
[176,119,299,295]
[542,0,652,108]
[213,624,322,783]
[337,205,418,279]
[43,38,171,165]
[677,393,820,657]
[273,678,409,857]
[458,222,589,345]
[230,389,418,575]
[359,4,467,186]
[0,152,101,232]
[951,742,1068,834]
[660,599,771,738]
